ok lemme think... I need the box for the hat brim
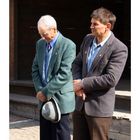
[42,98,61,123]
[51,98,61,122]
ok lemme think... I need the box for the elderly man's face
[38,24,56,42]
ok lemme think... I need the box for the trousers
[40,109,71,140]
[73,109,112,140]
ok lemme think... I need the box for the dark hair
[90,7,116,30]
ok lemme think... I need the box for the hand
[73,79,83,92]
[75,89,86,101]
[36,91,47,102]
[81,92,86,101]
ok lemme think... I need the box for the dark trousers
[73,110,112,140]
[40,109,71,140]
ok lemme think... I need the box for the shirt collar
[48,31,60,47]
[93,31,112,47]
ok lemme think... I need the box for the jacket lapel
[47,34,62,77]
[83,37,93,76]
[88,33,115,72]
[38,40,47,72]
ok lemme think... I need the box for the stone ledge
[10,93,131,121]
[115,91,130,100]
[10,93,38,105]
[10,90,130,105]
[113,110,131,121]
[10,80,34,87]
[10,93,131,118]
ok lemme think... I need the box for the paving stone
[10,114,74,140]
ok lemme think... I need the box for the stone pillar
[10,0,17,80]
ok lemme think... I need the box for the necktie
[47,43,52,52]
[43,43,52,82]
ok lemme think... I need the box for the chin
[91,32,95,36]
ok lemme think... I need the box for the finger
[82,93,86,100]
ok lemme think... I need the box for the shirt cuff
[81,79,84,89]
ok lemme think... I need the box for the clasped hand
[36,91,47,102]
[73,79,86,100]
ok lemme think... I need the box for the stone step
[115,91,130,112]
[10,93,38,105]
[10,79,131,96]
[10,89,131,115]
[10,80,35,96]
[10,93,39,120]
[10,80,131,111]
[10,92,131,119]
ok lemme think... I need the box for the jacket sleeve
[72,52,83,80]
[41,42,76,98]
[83,43,128,93]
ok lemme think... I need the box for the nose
[90,26,94,29]
[90,24,94,29]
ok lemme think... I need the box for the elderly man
[32,15,76,140]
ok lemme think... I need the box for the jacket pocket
[61,84,74,93]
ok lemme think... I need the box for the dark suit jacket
[72,33,128,117]
[32,33,76,114]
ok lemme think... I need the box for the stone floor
[10,113,73,140]
[10,113,39,140]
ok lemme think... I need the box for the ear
[106,23,112,30]
[53,28,57,33]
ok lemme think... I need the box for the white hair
[37,15,57,29]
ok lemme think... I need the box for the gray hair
[91,7,116,30]
[37,15,57,29]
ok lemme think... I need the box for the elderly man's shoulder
[62,36,76,46]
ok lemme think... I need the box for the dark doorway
[15,0,130,80]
